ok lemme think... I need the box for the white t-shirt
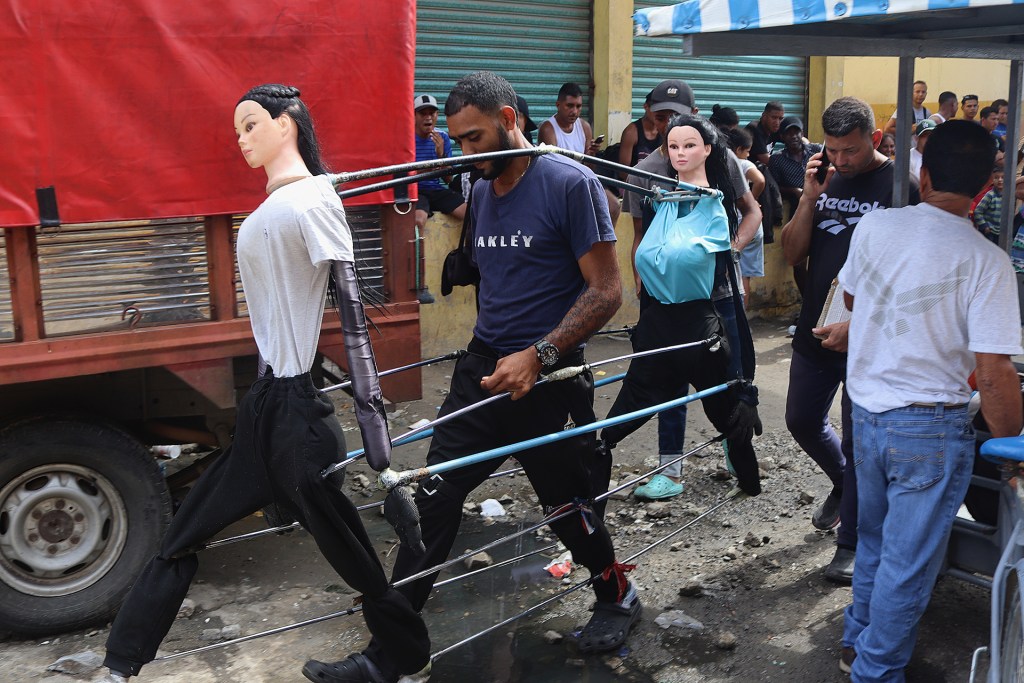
[546,115,587,153]
[237,175,354,377]
[909,147,923,182]
[839,202,1023,413]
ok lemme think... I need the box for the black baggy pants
[104,374,429,677]
[599,298,760,496]
[365,338,620,669]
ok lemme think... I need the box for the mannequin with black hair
[100,84,429,683]
[598,114,763,500]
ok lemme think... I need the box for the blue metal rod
[337,372,628,463]
[383,381,735,487]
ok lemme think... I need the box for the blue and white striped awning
[634,0,1021,36]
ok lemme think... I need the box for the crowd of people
[402,76,1024,682]
[97,73,1023,683]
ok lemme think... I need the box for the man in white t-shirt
[837,120,1023,680]
[907,118,936,183]
[883,79,930,137]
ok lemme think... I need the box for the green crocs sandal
[633,474,684,500]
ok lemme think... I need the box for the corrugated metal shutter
[632,0,808,127]
[36,219,211,337]
[232,207,387,316]
[415,0,592,131]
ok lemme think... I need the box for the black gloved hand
[384,485,426,556]
[727,400,763,445]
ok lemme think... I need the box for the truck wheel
[0,418,171,635]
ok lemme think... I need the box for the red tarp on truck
[0,0,416,227]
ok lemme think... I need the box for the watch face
[537,342,559,366]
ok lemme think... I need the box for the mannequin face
[234,100,290,169]
[666,125,711,175]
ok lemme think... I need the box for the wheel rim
[0,464,128,597]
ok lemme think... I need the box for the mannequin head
[235,84,327,175]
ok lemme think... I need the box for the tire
[1000,574,1024,681]
[0,417,171,636]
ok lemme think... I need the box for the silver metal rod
[432,543,560,589]
[152,440,723,662]
[327,145,719,198]
[196,466,525,553]
[431,489,737,661]
[321,350,464,393]
[323,335,719,477]
[155,605,365,662]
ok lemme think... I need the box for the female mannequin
[599,114,762,499]
[101,85,429,683]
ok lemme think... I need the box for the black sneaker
[416,289,435,304]
[812,492,841,530]
[824,546,855,585]
[302,653,394,683]
[839,645,856,673]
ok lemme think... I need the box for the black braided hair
[238,84,329,175]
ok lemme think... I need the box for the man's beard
[481,127,514,180]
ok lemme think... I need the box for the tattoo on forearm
[547,274,621,351]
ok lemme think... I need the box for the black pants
[104,374,429,676]
[599,298,760,496]
[366,339,619,668]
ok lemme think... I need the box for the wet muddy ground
[0,318,994,682]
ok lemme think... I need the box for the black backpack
[755,160,784,244]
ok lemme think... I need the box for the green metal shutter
[632,0,808,127]
[415,0,592,131]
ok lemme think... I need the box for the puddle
[388,514,654,682]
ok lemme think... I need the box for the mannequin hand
[727,400,763,445]
[383,485,425,556]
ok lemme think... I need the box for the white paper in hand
[814,278,851,339]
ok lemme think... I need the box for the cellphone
[594,134,606,144]
[815,148,830,184]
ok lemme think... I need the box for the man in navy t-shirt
[331,71,634,682]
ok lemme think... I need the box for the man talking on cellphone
[779,97,920,585]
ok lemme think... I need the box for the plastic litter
[544,551,573,578]
[479,499,506,517]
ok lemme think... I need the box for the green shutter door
[632,0,808,128]
[415,0,592,131]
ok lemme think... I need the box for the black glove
[384,485,425,556]
[727,400,763,445]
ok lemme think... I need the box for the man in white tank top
[538,82,621,223]
[538,82,591,152]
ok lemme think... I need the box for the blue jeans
[657,297,743,477]
[843,402,974,682]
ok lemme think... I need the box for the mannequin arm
[330,260,392,472]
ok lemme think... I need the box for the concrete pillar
[592,0,634,143]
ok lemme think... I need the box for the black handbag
[441,203,479,296]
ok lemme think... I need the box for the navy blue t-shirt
[470,153,616,354]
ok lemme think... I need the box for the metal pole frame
[1000,59,1023,253]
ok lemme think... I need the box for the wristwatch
[534,340,560,368]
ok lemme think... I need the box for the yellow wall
[807,56,1013,137]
